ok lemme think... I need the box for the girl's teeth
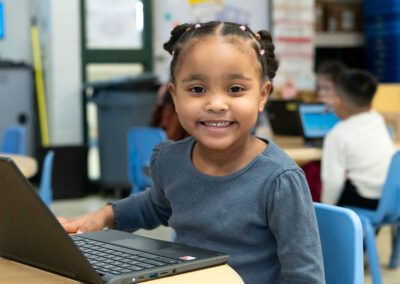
[205,122,230,127]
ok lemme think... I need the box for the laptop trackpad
[112,237,174,251]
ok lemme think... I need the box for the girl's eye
[190,86,205,93]
[228,86,244,93]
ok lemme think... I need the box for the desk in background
[273,136,322,164]
[0,153,38,178]
[0,257,244,284]
[274,135,400,165]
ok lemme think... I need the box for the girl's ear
[168,82,178,110]
[258,81,271,112]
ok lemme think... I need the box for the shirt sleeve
[321,131,346,205]
[111,142,172,231]
[267,169,325,284]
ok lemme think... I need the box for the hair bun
[163,23,193,54]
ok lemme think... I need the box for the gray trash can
[88,73,158,190]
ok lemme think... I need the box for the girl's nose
[205,94,229,113]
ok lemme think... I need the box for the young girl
[59,21,324,283]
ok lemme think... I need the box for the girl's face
[169,37,270,152]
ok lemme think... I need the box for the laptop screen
[265,100,302,136]
[298,104,340,138]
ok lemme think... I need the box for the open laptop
[0,157,229,284]
[297,103,340,147]
[265,100,302,136]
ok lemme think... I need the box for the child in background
[301,60,347,202]
[316,61,347,108]
[321,69,395,209]
[59,21,324,283]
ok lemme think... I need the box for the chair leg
[363,219,382,284]
[390,224,400,268]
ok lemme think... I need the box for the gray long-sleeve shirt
[112,137,324,283]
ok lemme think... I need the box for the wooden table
[0,257,244,284]
[273,136,322,164]
[0,153,38,178]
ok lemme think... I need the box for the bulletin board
[272,0,315,92]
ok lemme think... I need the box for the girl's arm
[267,169,325,283]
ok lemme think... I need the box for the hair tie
[269,78,274,84]
[255,33,262,40]
[259,49,265,56]
[194,24,201,29]
[239,25,246,31]
[186,27,191,32]
[171,50,175,56]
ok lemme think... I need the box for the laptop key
[123,260,140,265]
[138,253,158,259]
[143,259,167,266]
[131,265,145,271]
[136,263,155,269]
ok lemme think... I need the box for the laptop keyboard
[71,235,181,276]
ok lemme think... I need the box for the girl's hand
[57,205,115,234]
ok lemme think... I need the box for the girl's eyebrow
[182,74,207,82]
[227,73,252,81]
[182,73,252,82]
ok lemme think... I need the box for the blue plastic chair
[39,151,55,208]
[314,202,364,284]
[127,127,167,194]
[346,151,400,284]
[1,126,26,154]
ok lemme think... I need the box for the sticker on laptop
[179,256,196,260]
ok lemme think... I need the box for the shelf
[315,32,365,48]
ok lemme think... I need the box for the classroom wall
[42,0,82,145]
[0,0,32,63]
[1,0,83,146]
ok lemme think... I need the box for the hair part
[335,69,378,108]
[163,21,279,88]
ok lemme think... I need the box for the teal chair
[127,127,167,195]
[39,151,54,208]
[314,202,364,284]
[346,151,400,284]
[1,126,26,154]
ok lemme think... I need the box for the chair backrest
[373,151,400,223]
[1,126,26,154]
[127,127,167,193]
[314,202,364,284]
[39,150,55,208]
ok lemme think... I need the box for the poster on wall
[153,0,270,82]
[86,0,144,49]
[273,0,315,96]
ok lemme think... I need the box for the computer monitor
[297,103,340,146]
